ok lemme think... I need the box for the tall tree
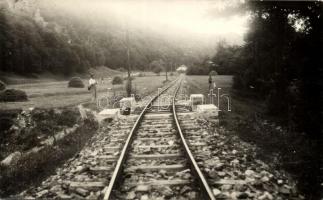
[233,2,323,197]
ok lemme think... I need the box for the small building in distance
[176,65,188,73]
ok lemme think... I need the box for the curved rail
[103,78,181,200]
[172,80,216,200]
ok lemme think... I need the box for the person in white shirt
[88,74,97,102]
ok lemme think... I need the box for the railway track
[103,75,215,200]
[20,76,215,200]
[19,79,177,199]
[19,75,302,200]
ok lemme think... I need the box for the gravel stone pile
[178,113,304,200]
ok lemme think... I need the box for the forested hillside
[220,2,323,197]
[0,0,211,76]
[234,2,323,134]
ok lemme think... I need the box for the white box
[190,94,204,111]
[120,97,137,112]
[98,108,119,121]
[197,104,218,117]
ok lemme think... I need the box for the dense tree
[0,9,11,72]
[0,4,201,76]
[232,2,323,198]
[151,60,164,76]
[211,42,242,75]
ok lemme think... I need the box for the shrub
[232,74,244,90]
[16,127,41,150]
[0,89,28,102]
[0,80,6,91]
[57,109,79,127]
[0,117,14,132]
[138,72,145,77]
[0,116,98,197]
[0,109,20,132]
[186,66,208,75]
[68,77,84,88]
[153,66,163,75]
[112,76,123,85]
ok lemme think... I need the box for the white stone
[140,195,149,200]
[78,105,88,119]
[190,94,204,99]
[261,176,270,182]
[197,104,218,112]
[258,192,273,200]
[245,169,255,177]
[212,188,221,197]
[136,185,151,192]
[120,97,137,112]
[177,100,190,107]
[196,104,218,117]
[36,189,48,197]
[98,109,119,121]
[190,94,204,111]
[1,151,21,166]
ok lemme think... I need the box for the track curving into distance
[104,75,215,200]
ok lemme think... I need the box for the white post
[217,88,222,111]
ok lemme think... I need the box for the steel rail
[172,79,216,200]
[103,77,182,200]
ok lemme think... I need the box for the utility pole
[126,26,132,97]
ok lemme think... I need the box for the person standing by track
[88,74,97,102]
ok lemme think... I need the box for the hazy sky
[52,0,248,44]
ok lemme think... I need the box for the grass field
[0,75,175,110]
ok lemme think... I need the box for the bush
[153,66,163,75]
[0,109,20,132]
[0,116,99,197]
[0,89,28,102]
[138,72,145,77]
[0,80,6,91]
[112,76,123,85]
[186,66,208,75]
[57,109,79,127]
[68,77,84,88]
[0,117,14,132]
